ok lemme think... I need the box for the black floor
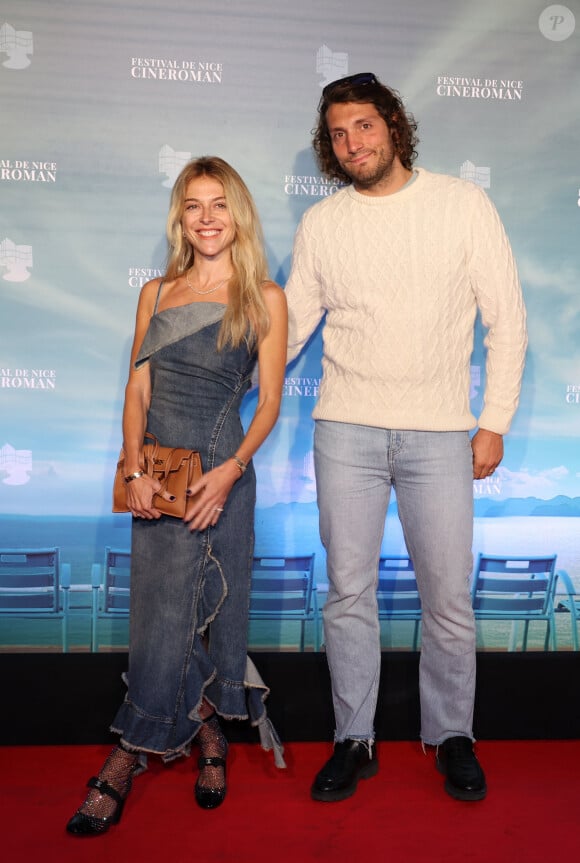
[2,651,580,745]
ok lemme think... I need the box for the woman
[67,157,287,836]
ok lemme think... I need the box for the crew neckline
[346,166,423,204]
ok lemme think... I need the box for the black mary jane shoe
[66,776,129,837]
[195,755,227,809]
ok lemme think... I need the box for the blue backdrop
[1,0,579,650]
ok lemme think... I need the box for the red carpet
[2,741,578,862]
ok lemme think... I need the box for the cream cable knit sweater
[286,168,527,435]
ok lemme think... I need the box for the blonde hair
[165,156,270,349]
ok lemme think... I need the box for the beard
[341,146,396,190]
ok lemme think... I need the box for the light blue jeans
[314,420,476,746]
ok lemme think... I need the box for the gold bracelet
[124,470,144,484]
[232,455,247,475]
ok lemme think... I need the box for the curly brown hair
[313,76,419,182]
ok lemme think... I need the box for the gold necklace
[185,270,230,295]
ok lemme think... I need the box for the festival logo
[316,44,348,88]
[0,238,32,282]
[283,174,343,198]
[539,5,576,40]
[0,23,33,69]
[460,161,490,189]
[0,443,32,486]
[0,368,56,390]
[436,76,523,101]
[131,56,223,83]
[303,450,315,486]
[473,473,502,497]
[159,145,191,188]
[283,376,321,398]
[0,159,57,183]
[128,267,164,289]
[470,365,481,400]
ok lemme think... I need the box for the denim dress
[111,298,283,766]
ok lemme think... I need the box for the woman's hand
[183,459,241,531]
[182,281,287,533]
[125,473,176,520]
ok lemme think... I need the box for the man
[285,73,527,802]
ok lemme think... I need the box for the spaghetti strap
[153,280,165,315]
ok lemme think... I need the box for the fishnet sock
[76,745,137,820]
[197,714,228,790]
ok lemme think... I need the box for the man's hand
[471,429,503,480]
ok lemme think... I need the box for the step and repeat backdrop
[1,0,578,651]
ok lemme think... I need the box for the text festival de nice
[130,58,222,82]
[436,77,523,100]
[1,369,56,389]
[0,161,57,182]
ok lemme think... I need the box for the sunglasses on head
[321,72,379,101]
